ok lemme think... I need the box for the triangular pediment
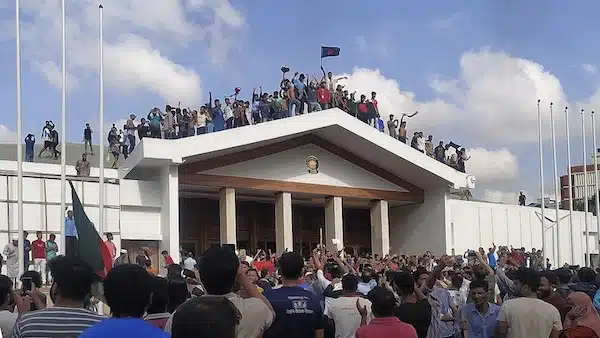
[200,144,408,192]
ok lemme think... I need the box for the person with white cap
[2,238,19,284]
[114,249,130,266]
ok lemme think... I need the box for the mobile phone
[21,277,32,294]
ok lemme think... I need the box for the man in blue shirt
[80,264,169,338]
[64,210,78,258]
[264,252,324,338]
[487,244,497,269]
[459,279,500,338]
[24,134,35,162]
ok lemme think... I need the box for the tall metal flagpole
[592,111,600,267]
[98,4,105,239]
[582,109,591,266]
[566,107,576,264]
[550,102,561,266]
[537,99,547,264]
[15,0,25,277]
[59,0,67,256]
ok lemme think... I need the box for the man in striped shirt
[11,256,104,338]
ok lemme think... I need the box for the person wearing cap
[3,238,19,284]
[114,249,130,266]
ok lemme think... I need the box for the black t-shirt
[84,128,92,140]
[394,299,431,338]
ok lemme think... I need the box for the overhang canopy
[120,108,475,192]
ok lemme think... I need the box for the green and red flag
[321,46,341,58]
[69,181,113,278]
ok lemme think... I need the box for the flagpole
[582,109,591,266]
[537,99,547,264]
[15,0,25,277]
[98,4,105,239]
[566,107,575,264]
[592,110,600,267]
[59,0,67,257]
[550,102,561,266]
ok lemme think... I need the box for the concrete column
[325,197,344,252]
[275,192,293,253]
[220,188,237,245]
[160,165,180,263]
[370,200,390,256]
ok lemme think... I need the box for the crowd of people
[20,64,472,173]
[0,239,598,338]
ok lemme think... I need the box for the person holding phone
[18,271,46,312]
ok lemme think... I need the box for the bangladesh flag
[321,46,341,58]
[69,181,113,278]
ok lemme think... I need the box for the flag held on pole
[321,46,341,58]
[69,180,112,278]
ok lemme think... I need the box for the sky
[0,0,600,204]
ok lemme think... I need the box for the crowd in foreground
[0,243,598,338]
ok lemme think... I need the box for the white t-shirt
[324,296,373,338]
[0,310,16,338]
[165,293,273,338]
[223,105,234,120]
[497,297,562,338]
[416,137,425,151]
[183,257,197,271]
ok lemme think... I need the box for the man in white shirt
[325,274,372,338]
[496,268,562,338]
[165,247,274,338]
[182,253,197,271]
[416,132,425,153]
[223,98,234,129]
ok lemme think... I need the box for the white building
[0,109,595,268]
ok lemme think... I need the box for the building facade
[0,109,594,269]
[560,162,600,208]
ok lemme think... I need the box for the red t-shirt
[371,98,378,112]
[165,256,174,265]
[356,317,418,338]
[358,102,368,114]
[316,87,331,104]
[32,239,46,259]
[105,241,116,260]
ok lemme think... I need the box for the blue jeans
[206,122,214,133]
[127,135,136,151]
[288,98,301,117]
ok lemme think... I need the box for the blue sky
[1,0,600,203]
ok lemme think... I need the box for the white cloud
[7,0,245,105]
[464,148,519,182]
[0,125,17,143]
[481,190,524,204]
[31,61,80,90]
[339,49,569,145]
[582,64,597,75]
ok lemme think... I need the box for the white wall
[448,200,594,267]
[201,144,407,192]
[0,161,164,262]
[390,187,449,256]
[389,196,596,267]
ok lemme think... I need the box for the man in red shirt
[316,81,331,110]
[31,231,47,284]
[356,287,417,338]
[105,232,117,263]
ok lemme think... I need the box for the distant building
[559,149,600,208]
